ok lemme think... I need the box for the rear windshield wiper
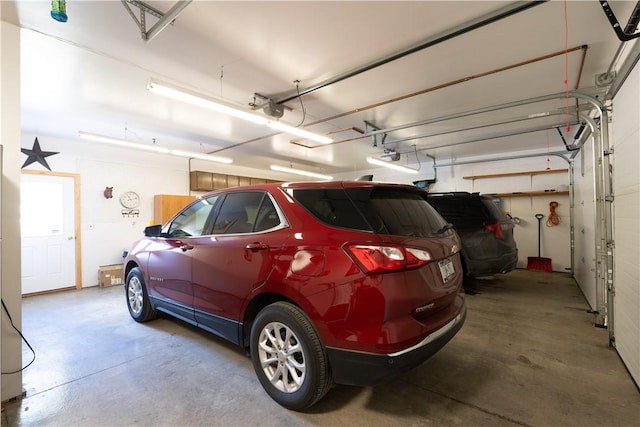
[436,223,454,234]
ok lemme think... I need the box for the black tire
[125,267,158,322]
[250,302,332,410]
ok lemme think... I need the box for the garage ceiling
[3,1,638,178]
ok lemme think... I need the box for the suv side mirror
[144,224,163,237]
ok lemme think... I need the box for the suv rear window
[289,187,447,237]
[427,195,508,229]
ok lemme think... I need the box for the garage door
[612,61,640,388]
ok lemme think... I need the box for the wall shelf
[484,191,569,198]
[463,169,568,180]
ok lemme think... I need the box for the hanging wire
[1,299,36,374]
[220,65,224,98]
[294,80,306,127]
[124,123,141,141]
[414,145,422,171]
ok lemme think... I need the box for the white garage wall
[19,133,285,288]
[21,133,189,287]
[611,65,640,388]
[432,158,572,273]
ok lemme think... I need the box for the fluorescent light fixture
[366,156,419,174]
[270,164,333,180]
[147,80,268,125]
[78,131,233,164]
[266,121,333,144]
[147,79,333,144]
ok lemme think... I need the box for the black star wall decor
[21,137,59,171]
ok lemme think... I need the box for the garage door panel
[612,63,640,388]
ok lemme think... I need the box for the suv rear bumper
[466,249,518,277]
[325,304,467,386]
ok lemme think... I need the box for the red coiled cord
[547,201,561,226]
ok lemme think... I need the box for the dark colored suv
[426,192,518,278]
[124,181,466,410]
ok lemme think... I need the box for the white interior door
[20,173,76,294]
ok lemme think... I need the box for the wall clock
[119,191,140,209]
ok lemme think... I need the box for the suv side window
[253,195,282,232]
[168,195,220,237]
[289,188,371,231]
[211,192,265,234]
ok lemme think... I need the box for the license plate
[439,257,455,283]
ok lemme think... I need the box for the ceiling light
[366,156,419,174]
[78,131,233,164]
[147,79,334,144]
[270,164,333,180]
[266,121,333,144]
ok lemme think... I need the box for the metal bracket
[365,121,387,148]
[599,1,640,41]
[252,93,291,119]
[121,0,192,42]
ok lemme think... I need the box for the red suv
[124,181,466,410]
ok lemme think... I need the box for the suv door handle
[246,242,269,251]
[180,244,194,252]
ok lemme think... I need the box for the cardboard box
[98,264,124,287]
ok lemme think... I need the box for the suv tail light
[345,244,432,274]
[484,222,504,239]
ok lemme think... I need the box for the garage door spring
[547,201,561,226]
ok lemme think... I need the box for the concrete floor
[2,269,639,426]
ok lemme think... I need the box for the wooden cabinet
[189,171,280,192]
[154,194,196,225]
[226,175,240,187]
[238,175,252,186]
[190,171,213,191]
[212,173,228,190]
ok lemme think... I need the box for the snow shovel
[527,213,552,272]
